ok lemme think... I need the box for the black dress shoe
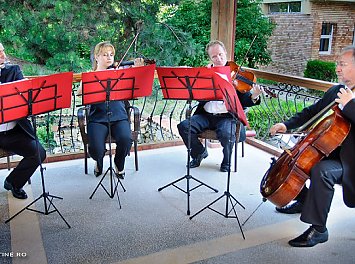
[114,165,125,180]
[289,227,328,247]
[275,201,303,214]
[220,163,230,172]
[115,171,125,180]
[4,179,28,199]
[189,149,208,168]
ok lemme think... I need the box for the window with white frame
[319,23,334,55]
[269,2,301,13]
[352,24,355,46]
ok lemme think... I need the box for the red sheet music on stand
[157,66,230,101]
[157,66,248,126]
[0,72,73,123]
[81,64,155,105]
[211,69,249,126]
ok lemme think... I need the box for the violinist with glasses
[269,45,355,247]
[177,40,263,172]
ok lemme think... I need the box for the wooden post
[210,0,237,60]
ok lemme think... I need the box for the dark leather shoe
[289,227,328,247]
[115,171,125,180]
[189,149,208,168]
[94,160,103,177]
[114,164,125,180]
[220,163,230,172]
[276,201,303,214]
[4,179,28,199]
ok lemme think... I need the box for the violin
[227,61,277,98]
[111,58,155,69]
[227,61,256,93]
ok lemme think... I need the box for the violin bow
[295,84,355,132]
[116,20,144,68]
[234,35,257,77]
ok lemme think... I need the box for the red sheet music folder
[211,68,249,126]
[157,66,232,101]
[81,64,155,105]
[157,66,248,126]
[0,72,73,123]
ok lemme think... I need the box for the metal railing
[27,69,335,157]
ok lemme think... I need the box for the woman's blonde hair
[92,41,115,70]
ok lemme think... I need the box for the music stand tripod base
[156,67,226,215]
[89,165,126,208]
[189,121,245,240]
[5,189,71,229]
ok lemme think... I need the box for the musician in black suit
[0,42,46,199]
[269,45,355,247]
[177,40,262,172]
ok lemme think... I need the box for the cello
[260,99,351,207]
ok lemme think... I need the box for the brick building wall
[260,14,313,76]
[261,2,355,77]
[310,2,355,63]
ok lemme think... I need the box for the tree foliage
[235,0,275,68]
[0,0,274,72]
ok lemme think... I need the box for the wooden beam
[210,0,237,60]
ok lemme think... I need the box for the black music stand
[1,73,73,228]
[188,71,248,239]
[80,64,154,206]
[156,67,235,215]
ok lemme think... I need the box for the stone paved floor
[1,144,355,264]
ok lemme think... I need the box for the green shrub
[37,126,57,151]
[248,98,315,139]
[304,60,337,82]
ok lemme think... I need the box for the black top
[88,100,128,123]
[87,67,129,123]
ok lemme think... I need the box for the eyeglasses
[336,61,349,67]
[336,59,355,67]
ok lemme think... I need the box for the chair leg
[6,155,10,171]
[234,142,237,172]
[242,141,245,158]
[84,145,88,174]
[134,140,138,171]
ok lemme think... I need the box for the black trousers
[87,119,132,171]
[177,113,238,165]
[0,125,46,188]
[300,158,343,227]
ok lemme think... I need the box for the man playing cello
[269,45,355,247]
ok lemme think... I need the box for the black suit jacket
[0,64,35,139]
[284,84,355,207]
